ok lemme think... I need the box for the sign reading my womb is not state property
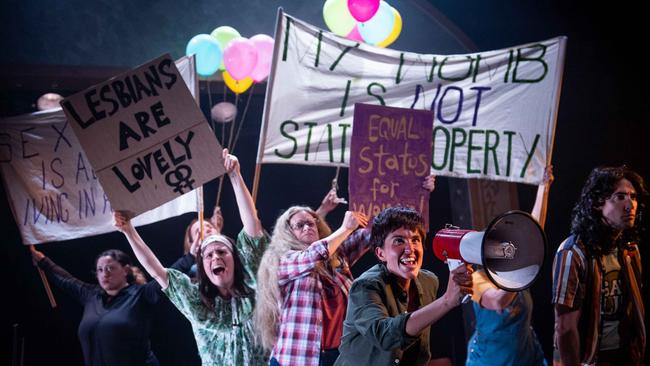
[61,54,225,216]
[349,104,433,227]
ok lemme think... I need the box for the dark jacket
[335,263,439,366]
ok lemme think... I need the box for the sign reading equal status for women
[349,103,433,227]
[61,54,225,216]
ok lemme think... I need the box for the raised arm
[29,245,94,303]
[322,211,368,256]
[531,165,554,228]
[114,212,169,289]
[405,264,473,336]
[223,148,263,237]
[315,188,346,218]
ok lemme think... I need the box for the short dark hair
[571,165,647,254]
[370,206,426,251]
[94,249,135,284]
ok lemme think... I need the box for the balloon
[223,71,253,94]
[186,34,222,76]
[346,25,364,42]
[249,34,274,82]
[211,102,237,123]
[323,0,356,36]
[358,1,394,45]
[347,0,380,22]
[376,6,402,48]
[36,93,63,111]
[211,26,241,70]
[223,37,258,81]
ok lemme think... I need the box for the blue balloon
[186,34,223,77]
[357,1,395,45]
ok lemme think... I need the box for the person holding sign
[29,245,194,366]
[333,206,473,366]
[254,205,368,366]
[466,166,553,366]
[114,149,269,365]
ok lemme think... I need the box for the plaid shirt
[271,228,371,366]
[552,235,645,365]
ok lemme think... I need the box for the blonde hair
[254,206,333,351]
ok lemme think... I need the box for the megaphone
[432,210,546,291]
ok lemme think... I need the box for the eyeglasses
[290,219,319,231]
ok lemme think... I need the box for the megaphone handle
[446,259,471,304]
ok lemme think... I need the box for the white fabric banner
[0,56,199,245]
[258,12,566,185]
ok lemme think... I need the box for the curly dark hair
[571,165,648,255]
[370,206,426,252]
[94,249,135,284]
[195,236,253,309]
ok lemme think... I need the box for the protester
[466,166,554,366]
[30,246,164,366]
[552,165,646,366]
[255,207,367,366]
[333,206,472,366]
[255,176,436,366]
[114,149,269,365]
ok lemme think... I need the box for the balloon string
[231,83,255,154]
[223,77,227,102]
[207,80,215,132]
[227,93,239,150]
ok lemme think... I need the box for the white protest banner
[0,56,202,245]
[258,11,565,185]
[61,54,225,216]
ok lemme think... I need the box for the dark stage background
[1,1,648,365]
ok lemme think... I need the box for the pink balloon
[348,0,380,22]
[346,25,364,42]
[249,34,275,82]
[223,38,258,81]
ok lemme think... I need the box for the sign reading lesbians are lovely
[61,54,225,216]
[349,103,433,227]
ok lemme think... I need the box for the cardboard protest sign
[258,11,565,185]
[61,54,224,216]
[0,56,200,244]
[349,103,433,226]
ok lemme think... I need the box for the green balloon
[323,0,356,36]
[211,26,241,70]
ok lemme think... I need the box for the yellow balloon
[376,7,402,48]
[223,71,253,94]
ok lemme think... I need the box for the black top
[38,254,194,366]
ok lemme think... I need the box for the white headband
[200,234,233,252]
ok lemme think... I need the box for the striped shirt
[551,235,645,365]
[271,228,371,366]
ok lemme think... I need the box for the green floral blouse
[163,230,269,366]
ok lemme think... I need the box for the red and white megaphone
[432,210,546,291]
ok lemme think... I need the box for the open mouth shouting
[400,255,419,269]
[212,263,226,276]
[377,227,424,283]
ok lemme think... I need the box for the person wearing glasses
[254,206,367,366]
[114,149,269,365]
[552,166,647,366]
[255,176,436,366]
